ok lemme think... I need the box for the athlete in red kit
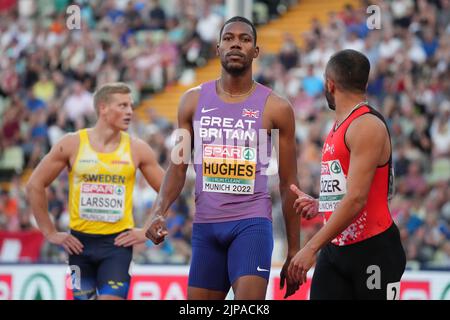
[289,49,406,300]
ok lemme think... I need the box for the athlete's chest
[321,128,350,164]
[197,105,260,127]
[72,147,135,184]
[195,106,275,142]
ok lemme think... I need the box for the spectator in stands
[278,33,300,71]
[63,82,95,130]
[148,0,166,30]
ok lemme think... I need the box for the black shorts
[68,230,132,300]
[310,222,406,300]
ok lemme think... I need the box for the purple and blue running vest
[193,80,273,223]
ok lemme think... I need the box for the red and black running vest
[319,104,394,246]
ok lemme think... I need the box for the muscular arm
[26,135,76,236]
[267,94,301,297]
[132,138,165,192]
[305,114,389,253]
[113,138,166,246]
[269,95,300,257]
[144,89,198,241]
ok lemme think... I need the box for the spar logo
[330,161,342,174]
[243,148,256,161]
[321,163,330,175]
[203,145,241,159]
[20,273,56,300]
[203,145,256,161]
[115,186,125,196]
[81,184,125,195]
[81,184,114,194]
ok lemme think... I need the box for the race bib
[202,144,256,195]
[319,160,347,212]
[79,183,125,222]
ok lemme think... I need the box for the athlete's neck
[334,92,368,125]
[218,71,254,96]
[90,121,122,149]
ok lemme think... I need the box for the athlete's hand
[290,184,319,220]
[288,246,316,285]
[280,257,300,299]
[114,228,147,247]
[46,231,84,255]
[145,215,168,245]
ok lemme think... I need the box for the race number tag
[202,144,256,195]
[79,183,125,222]
[319,160,347,212]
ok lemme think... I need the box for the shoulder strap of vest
[365,104,395,200]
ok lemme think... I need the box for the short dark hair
[326,49,370,93]
[219,16,257,45]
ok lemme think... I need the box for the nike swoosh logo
[257,266,269,272]
[201,107,218,113]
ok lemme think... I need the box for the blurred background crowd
[0,0,449,270]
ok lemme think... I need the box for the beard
[221,58,250,77]
[325,87,336,110]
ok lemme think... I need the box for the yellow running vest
[69,129,135,234]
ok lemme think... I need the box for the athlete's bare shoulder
[267,91,291,108]
[129,135,146,148]
[180,86,201,110]
[183,85,202,97]
[178,85,202,125]
[347,113,388,140]
[52,131,80,158]
[346,113,390,164]
[129,135,158,167]
[264,91,295,129]
[129,135,153,154]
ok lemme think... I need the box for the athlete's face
[100,93,133,131]
[217,22,259,76]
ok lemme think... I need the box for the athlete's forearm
[150,163,187,220]
[26,183,57,237]
[280,182,300,257]
[305,195,366,253]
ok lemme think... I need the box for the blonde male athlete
[27,82,164,300]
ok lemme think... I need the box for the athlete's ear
[98,102,107,117]
[254,45,259,58]
[216,42,220,57]
[327,78,335,94]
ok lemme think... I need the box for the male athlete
[289,49,406,299]
[27,82,164,300]
[146,16,300,300]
